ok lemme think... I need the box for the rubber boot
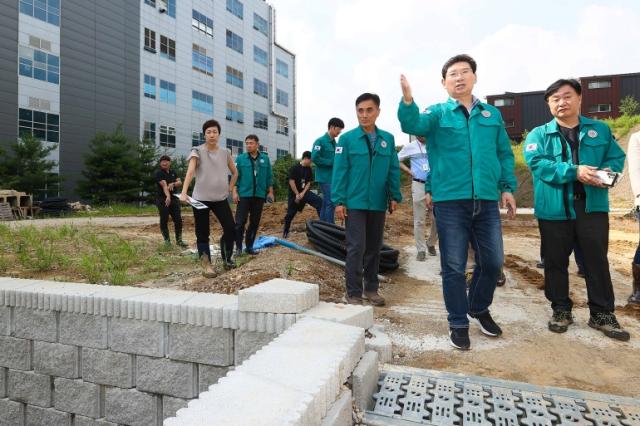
[200,255,216,278]
[629,263,640,304]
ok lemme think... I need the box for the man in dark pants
[333,93,402,306]
[524,78,629,341]
[283,151,322,238]
[311,117,344,224]
[155,155,187,247]
[232,134,273,255]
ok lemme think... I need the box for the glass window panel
[33,68,46,81]
[47,131,59,143]
[47,114,59,125]
[19,109,32,120]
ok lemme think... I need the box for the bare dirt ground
[5,193,640,398]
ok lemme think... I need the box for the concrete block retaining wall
[0,277,376,425]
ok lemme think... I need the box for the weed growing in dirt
[604,114,640,139]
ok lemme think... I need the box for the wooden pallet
[0,202,13,221]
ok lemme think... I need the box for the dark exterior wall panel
[0,1,18,148]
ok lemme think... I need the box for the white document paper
[173,194,208,209]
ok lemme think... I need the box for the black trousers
[344,209,386,297]
[235,197,265,251]
[193,200,235,262]
[283,191,322,234]
[538,199,614,314]
[156,197,182,241]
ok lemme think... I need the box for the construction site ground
[5,197,640,399]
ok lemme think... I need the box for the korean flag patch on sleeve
[525,143,537,152]
[335,147,343,154]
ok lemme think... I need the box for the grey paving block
[168,323,233,366]
[136,356,198,398]
[104,387,159,426]
[299,302,374,329]
[238,278,319,313]
[8,370,52,408]
[109,317,166,357]
[53,378,101,418]
[233,330,276,365]
[0,306,10,335]
[73,416,117,426]
[0,336,31,370]
[13,308,57,343]
[163,396,191,420]
[33,342,80,379]
[237,311,296,333]
[25,405,71,426]
[198,365,229,393]
[81,348,134,388]
[321,389,353,426]
[0,398,24,426]
[353,351,380,411]
[0,368,5,399]
[365,326,392,364]
[58,312,108,349]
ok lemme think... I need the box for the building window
[144,28,156,52]
[226,102,244,123]
[226,30,243,54]
[143,75,156,99]
[159,125,176,148]
[192,131,204,147]
[276,117,289,135]
[159,0,176,17]
[227,138,244,155]
[226,66,244,89]
[504,119,515,128]
[144,122,156,142]
[276,89,289,107]
[18,46,59,84]
[144,0,155,7]
[253,112,268,130]
[254,46,268,67]
[277,149,289,159]
[253,13,268,36]
[276,59,289,78]
[18,108,59,143]
[494,98,514,107]
[254,78,268,98]
[192,90,213,114]
[192,10,213,38]
[192,44,213,76]
[588,80,612,89]
[159,80,176,105]
[226,0,243,19]
[19,0,60,26]
[588,104,612,113]
[160,35,176,61]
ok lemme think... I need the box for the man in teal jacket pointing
[398,54,517,351]
[333,93,402,306]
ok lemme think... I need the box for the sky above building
[269,0,640,153]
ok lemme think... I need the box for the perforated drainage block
[364,366,640,426]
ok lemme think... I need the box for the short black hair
[328,117,344,129]
[159,155,171,162]
[441,54,477,78]
[355,93,380,107]
[202,119,221,134]
[301,151,312,159]
[245,134,259,143]
[544,79,582,102]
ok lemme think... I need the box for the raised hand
[400,74,413,104]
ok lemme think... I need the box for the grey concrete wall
[0,1,19,149]
[59,0,141,198]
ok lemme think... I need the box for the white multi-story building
[0,0,296,198]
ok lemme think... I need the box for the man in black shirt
[155,155,187,247]
[282,151,322,238]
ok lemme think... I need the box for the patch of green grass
[71,204,161,217]
[603,114,640,139]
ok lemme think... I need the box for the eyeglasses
[446,68,473,79]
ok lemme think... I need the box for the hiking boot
[628,263,640,304]
[428,245,437,256]
[588,312,630,341]
[468,311,502,337]
[496,270,506,287]
[200,255,216,278]
[416,251,426,261]
[548,310,573,333]
[449,327,470,350]
[344,295,364,305]
[363,290,385,307]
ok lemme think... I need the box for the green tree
[138,138,161,203]
[619,95,639,116]
[271,154,296,201]
[0,134,61,199]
